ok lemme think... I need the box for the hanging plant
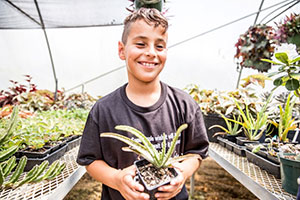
[275,13,300,50]
[127,0,167,12]
[235,24,276,72]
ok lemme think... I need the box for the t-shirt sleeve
[183,106,209,160]
[76,110,103,166]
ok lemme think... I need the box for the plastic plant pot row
[15,135,81,171]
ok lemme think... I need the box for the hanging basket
[134,0,163,11]
[287,34,300,48]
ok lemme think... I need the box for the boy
[77,8,209,200]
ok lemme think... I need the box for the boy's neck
[126,80,161,107]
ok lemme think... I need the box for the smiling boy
[77,8,209,200]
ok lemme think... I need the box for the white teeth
[141,62,156,66]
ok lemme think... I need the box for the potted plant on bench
[233,93,272,146]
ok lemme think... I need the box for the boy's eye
[136,43,145,47]
[156,45,165,50]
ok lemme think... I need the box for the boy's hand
[155,169,185,200]
[115,165,150,200]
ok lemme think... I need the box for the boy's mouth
[138,61,158,68]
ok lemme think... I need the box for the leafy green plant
[209,114,242,137]
[262,43,300,95]
[270,93,299,142]
[232,94,272,141]
[235,24,276,72]
[9,108,88,150]
[101,124,200,168]
[0,106,21,162]
[184,84,260,116]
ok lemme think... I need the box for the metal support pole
[81,84,85,94]
[189,173,195,199]
[236,64,243,89]
[34,0,58,101]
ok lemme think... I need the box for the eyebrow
[132,36,166,43]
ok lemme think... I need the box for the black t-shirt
[77,82,209,200]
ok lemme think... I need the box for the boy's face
[118,19,168,84]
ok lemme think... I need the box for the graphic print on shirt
[130,132,181,157]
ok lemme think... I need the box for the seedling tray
[224,140,234,152]
[216,136,226,147]
[17,143,67,171]
[45,140,67,154]
[232,143,246,157]
[267,153,280,165]
[66,136,82,152]
[15,146,52,159]
[245,150,280,178]
[65,135,81,142]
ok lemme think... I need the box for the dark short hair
[121,8,168,44]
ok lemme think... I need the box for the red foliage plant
[0,75,37,107]
[234,24,276,72]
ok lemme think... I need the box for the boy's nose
[145,46,156,57]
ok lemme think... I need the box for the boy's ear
[118,41,125,60]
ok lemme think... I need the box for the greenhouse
[0,0,300,199]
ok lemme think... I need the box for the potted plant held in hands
[100,124,200,200]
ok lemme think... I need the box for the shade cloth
[0,0,130,29]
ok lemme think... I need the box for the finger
[170,173,184,185]
[124,165,137,176]
[124,173,144,192]
[158,184,178,192]
[168,167,184,184]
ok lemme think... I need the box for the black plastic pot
[236,129,266,145]
[224,134,239,143]
[287,130,300,143]
[236,137,259,146]
[134,159,178,200]
[203,113,227,143]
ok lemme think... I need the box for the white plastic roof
[0,0,129,29]
[0,0,299,97]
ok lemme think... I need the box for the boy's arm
[86,160,149,200]
[155,157,201,200]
